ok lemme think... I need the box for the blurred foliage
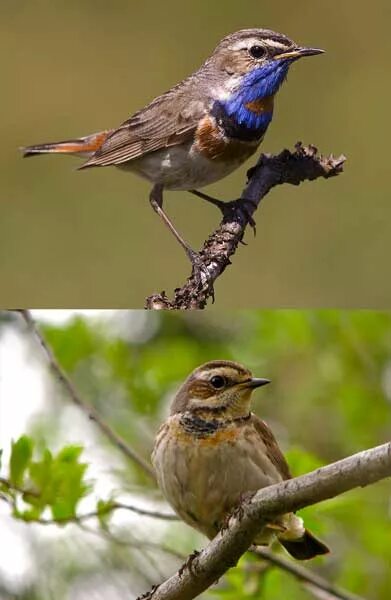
[3,436,89,522]
[1,1,391,306]
[0,309,390,599]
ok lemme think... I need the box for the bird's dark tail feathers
[280,529,330,560]
[20,130,111,159]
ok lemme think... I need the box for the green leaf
[9,435,33,487]
[49,445,89,520]
[15,444,90,522]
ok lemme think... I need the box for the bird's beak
[274,47,325,62]
[243,377,271,389]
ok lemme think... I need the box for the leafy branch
[146,143,346,310]
[19,309,156,480]
[0,435,176,525]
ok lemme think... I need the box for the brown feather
[79,82,207,169]
[251,414,292,480]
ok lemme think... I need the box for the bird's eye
[249,45,266,59]
[210,375,226,389]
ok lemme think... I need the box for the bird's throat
[216,61,289,136]
[180,411,251,438]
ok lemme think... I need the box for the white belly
[117,142,253,191]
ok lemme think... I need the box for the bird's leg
[190,189,257,235]
[149,185,209,284]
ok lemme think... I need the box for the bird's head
[207,29,324,132]
[211,28,323,88]
[170,360,270,419]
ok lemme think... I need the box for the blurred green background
[0,309,390,599]
[1,1,390,307]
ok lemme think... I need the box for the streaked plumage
[152,360,329,560]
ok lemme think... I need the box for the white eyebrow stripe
[230,37,291,52]
[263,38,291,50]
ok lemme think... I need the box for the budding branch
[139,441,391,600]
[146,143,345,310]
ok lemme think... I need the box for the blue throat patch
[219,61,290,133]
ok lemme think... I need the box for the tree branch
[18,310,156,481]
[33,501,177,525]
[138,441,391,600]
[145,143,346,310]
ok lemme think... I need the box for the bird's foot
[190,190,257,235]
[178,550,200,577]
[221,198,258,236]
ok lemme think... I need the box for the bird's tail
[21,130,112,159]
[279,529,330,560]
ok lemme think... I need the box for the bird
[22,29,324,276]
[152,360,329,560]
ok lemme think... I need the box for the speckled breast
[152,413,282,540]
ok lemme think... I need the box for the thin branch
[138,441,391,600]
[18,310,156,480]
[0,475,176,522]
[0,477,39,498]
[34,501,177,525]
[146,143,346,310]
[251,547,365,600]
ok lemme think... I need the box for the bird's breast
[193,114,260,162]
[152,414,283,539]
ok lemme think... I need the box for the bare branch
[138,442,391,600]
[18,310,156,480]
[146,143,346,310]
[34,501,177,525]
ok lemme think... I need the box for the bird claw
[190,190,257,234]
[218,198,258,236]
[178,550,200,577]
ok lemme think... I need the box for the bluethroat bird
[152,360,329,560]
[22,29,323,276]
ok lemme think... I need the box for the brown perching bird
[21,29,323,273]
[152,360,329,560]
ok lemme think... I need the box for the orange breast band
[245,95,274,115]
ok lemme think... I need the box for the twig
[0,477,39,498]
[145,143,345,310]
[18,310,156,480]
[34,501,177,525]
[138,441,391,600]
[251,547,365,600]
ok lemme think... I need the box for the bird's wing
[251,414,292,480]
[80,82,207,168]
